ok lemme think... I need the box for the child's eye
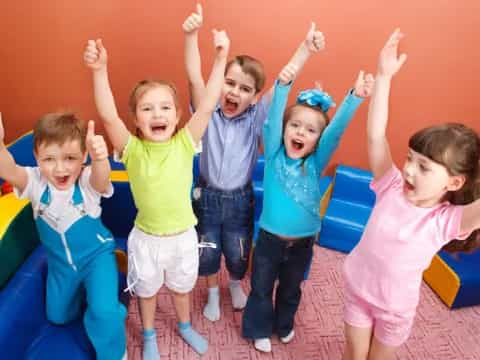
[308,128,316,133]
[67,156,77,161]
[161,106,171,111]
[241,86,252,93]
[290,122,299,128]
[44,157,53,162]
[141,106,152,111]
[419,164,429,172]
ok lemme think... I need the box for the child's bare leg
[343,322,373,360]
[203,273,221,321]
[368,337,397,360]
[172,291,208,354]
[139,295,160,360]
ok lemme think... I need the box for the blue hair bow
[297,89,335,113]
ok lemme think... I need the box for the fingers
[86,120,95,140]
[212,29,229,53]
[86,122,108,161]
[355,70,365,85]
[314,81,323,91]
[279,63,298,84]
[183,3,203,33]
[398,53,408,68]
[84,39,100,64]
[308,22,316,37]
[306,21,325,52]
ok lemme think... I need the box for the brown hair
[225,55,265,93]
[409,123,480,253]
[33,112,86,153]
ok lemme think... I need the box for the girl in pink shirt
[342,29,480,360]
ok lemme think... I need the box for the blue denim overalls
[34,183,126,360]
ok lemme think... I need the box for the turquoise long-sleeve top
[259,81,364,237]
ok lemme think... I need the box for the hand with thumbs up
[83,39,108,71]
[86,121,108,162]
[183,3,203,34]
[304,22,325,53]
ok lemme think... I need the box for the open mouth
[151,124,167,134]
[404,180,415,191]
[224,98,239,114]
[55,175,70,186]
[291,139,305,151]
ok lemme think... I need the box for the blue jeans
[242,229,315,339]
[193,180,254,280]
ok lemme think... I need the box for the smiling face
[402,149,464,207]
[220,63,258,118]
[283,105,326,159]
[35,139,86,191]
[133,85,180,142]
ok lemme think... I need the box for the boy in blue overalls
[0,112,126,360]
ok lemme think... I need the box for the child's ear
[447,174,466,191]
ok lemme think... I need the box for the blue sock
[143,329,160,360]
[178,321,208,355]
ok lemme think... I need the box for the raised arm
[183,3,206,110]
[85,120,111,194]
[186,29,229,144]
[84,39,130,154]
[460,199,480,237]
[314,71,373,171]
[368,29,407,179]
[262,23,325,154]
[0,113,28,192]
[278,22,325,87]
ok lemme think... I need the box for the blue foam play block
[318,165,375,253]
[438,249,480,308]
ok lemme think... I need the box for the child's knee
[198,234,221,275]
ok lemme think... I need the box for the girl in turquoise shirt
[242,45,374,352]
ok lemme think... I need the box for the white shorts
[126,226,199,297]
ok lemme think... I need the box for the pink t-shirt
[343,165,467,312]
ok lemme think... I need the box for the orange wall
[1,1,479,171]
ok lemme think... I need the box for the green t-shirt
[121,128,197,235]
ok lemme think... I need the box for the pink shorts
[343,284,416,347]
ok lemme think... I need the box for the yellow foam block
[110,170,129,182]
[423,254,460,308]
[319,183,333,218]
[0,194,30,239]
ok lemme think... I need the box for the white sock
[229,279,247,310]
[203,286,220,321]
[280,329,295,343]
[254,338,271,352]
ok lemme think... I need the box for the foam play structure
[0,133,134,359]
[318,164,480,309]
[0,132,276,358]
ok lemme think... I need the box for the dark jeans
[193,179,254,280]
[242,229,315,339]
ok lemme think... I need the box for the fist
[83,39,108,71]
[279,63,298,85]
[354,71,375,98]
[305,22,325,53]
[212,29,230,58]
[183,3,203,33]
[86,121,108,161]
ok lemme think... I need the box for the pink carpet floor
[126,247,480,359]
